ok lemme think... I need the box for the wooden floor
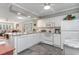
[18,43,64,55]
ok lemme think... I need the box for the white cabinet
[41,33,54,45]
[27,34,40,48]
[16,36,23,53]
[54,34,61,48]
[9,33,62,54]
[37,20,46,27]
[61,20,79,30]
[9,33,41,54]
[0,23,14,30]
[61,31,79,39]
[54,16,63,27]
[42,33,53,41]
[17,35,29,53]
[17,34,40,53]
[42,33,61,48]
[42,40,53,45]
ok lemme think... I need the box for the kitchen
[0,3,79,55]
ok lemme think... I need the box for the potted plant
[64,14,76,20]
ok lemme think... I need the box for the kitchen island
[8,33,41,54]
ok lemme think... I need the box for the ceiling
[0,3,79,22]
[13,3,79,17]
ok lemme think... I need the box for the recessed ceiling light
[44,5,51,10]
[17,12,21,15]
[17,16,23,19]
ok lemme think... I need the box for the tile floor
[18,43,64,55]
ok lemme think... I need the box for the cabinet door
[24,23,33,33]
[41,33,54,45]
[17,34,41,53]
[35,33,41,42]
[54,16,63,27]
[16,36,23,53]
[54,34,61,47]
[29,34,40,45]
[42,33,53,41]
[61,20,79,30]
[61,31,79,39]
[16,35,29,53]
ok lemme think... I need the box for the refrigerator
[61,20,79,48]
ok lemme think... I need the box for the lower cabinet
[9,33,62,54]
[41,33,54,45]
[9,33,41,54]
[16,34,40,53]
[42,40,53,45]
[16,35,27,53]
[54,34,61,48]
[41,33,61,48]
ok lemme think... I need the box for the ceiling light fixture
[44,3,51,10]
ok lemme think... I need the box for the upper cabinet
[37,19,54,32]
[24,23,33,33]
[37,19,54,27]
[0,23,14,30]
[19,18,38,33]
[37,20,46,27]
[54,16,63,27]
